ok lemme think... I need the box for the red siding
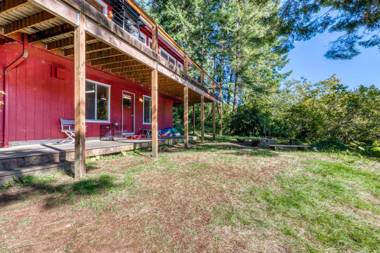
[0,46,6,146]
[140,27,184,64]
[0,42,174,145]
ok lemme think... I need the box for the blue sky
[284,32,380,89]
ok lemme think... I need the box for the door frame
[121,90,135,134]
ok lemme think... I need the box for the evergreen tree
[281,0,380,59]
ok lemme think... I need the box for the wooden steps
[0,150,72,185]
[0,162,72,185]
[0,138,183,185]
[0,141,135,185]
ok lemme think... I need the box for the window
[85,80,110,122]
[168,56,176,67]
[139,32,147,45]
[147,38,152,48]
[160,48,169,61]
[160,48,177,68]
[177,62,184,71]
[123,93,132,108]
[143,95,152,124]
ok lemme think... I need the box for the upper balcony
[0,0,220,104]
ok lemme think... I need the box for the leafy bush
[247,78,379,154]
[369,146,380,157]
[313,138,348,151]
[367,140,380,157]
[229,105,271,136]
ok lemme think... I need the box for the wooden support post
[74,13,86,179]
[152,25,159,54]
[151,68,158,158]
[184,57,189,76]
[201,96,205,143]
[184,87,189,148]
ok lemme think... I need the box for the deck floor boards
[0,138,183,184]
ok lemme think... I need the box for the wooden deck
[0,0,219,176]
[0,0,219,104]
[0,138,183,185]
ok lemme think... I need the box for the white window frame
[139,32,147,45]
[168,55,176,67]
[160,48,169,61]
[86,79,111,123]
[160,48,180,69]
[142,95,152,125]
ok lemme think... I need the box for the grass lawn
[0,141,379,252]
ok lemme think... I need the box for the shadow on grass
[0,173,127,209]
[162,142,279,157]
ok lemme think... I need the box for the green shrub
[313,138,347,151]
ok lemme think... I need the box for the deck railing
[88,0,218,99]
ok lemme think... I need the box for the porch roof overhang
[0,0,220,104]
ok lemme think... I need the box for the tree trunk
[232,73,239,112]
[226,72,233,104]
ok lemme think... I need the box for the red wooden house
[0,0,219,178]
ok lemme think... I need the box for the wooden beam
[46,34,96,50]
[4,11,55,35]
[102,63,143,72]
[201,95,205,143]
[65,42,109,56]
[28,0,79,26]
[184,87,189,148]
[74,13,86,179]
[121,69,151,77]
[151,68,158,158]
[120,72,150,80]
[106,63,146,72]
[90,56,134,67]
[119,70,150,81]
[114,66,150,74]
[86,49,123,61]
[0,0,27,12]
[0,34,12,44]
[47,36,74,50]
[28,24,73,42]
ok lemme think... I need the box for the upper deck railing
[89,0,219,98]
